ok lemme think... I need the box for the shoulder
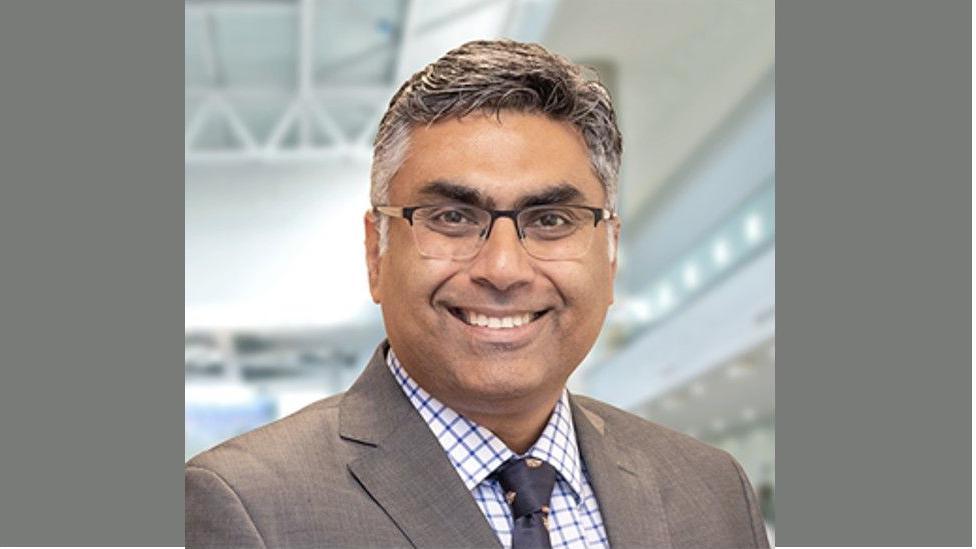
[571,394,769,547]
[186,392,347,482]
[185,392,378,547]
[572,393,716,452]
[571,393,743,477]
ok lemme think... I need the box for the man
[186,39,770,549]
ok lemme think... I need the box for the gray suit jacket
[186,342,770,548]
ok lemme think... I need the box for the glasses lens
[411,205,488,259]
[519,206,596,260]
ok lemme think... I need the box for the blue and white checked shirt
[387,348,609,549]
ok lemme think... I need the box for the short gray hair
[371,39,623,254]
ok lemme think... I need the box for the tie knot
[493,458,557,518]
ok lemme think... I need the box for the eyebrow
[417,181,493,208]
[416,180,586,210]
[514,184,585,209]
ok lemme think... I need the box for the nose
[466,217,535,293]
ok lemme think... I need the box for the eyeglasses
[373,203,615,261]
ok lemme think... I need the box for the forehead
[389,112,604,206]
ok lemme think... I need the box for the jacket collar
[339,341,672,549]
[340,341,501,548]
[571,396,674,549]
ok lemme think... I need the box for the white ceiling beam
[186,146,369,165]
[353,93,392,148]
[351,0,517,148]
[297,0,315,147]
[185,91,374,163]
[213,95,258,151]
[393,0,422,82]
[185,0,296,17]
[308,101,347,146]
[314,40,395,80]
[264,98,300,151]
[186,0,549,164]
[351,0,420,148]
[185,96,216,153]
[200,9,224,87]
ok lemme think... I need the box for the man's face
[365,112,619,416]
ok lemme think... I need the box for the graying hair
[370,39,623,257]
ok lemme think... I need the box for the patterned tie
[493,457,557,549]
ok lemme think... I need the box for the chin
[450,359,557,401]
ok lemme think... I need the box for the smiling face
[365,112,619,419]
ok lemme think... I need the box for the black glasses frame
[373,204,614,240]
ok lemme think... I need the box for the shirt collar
[386,347,585,501]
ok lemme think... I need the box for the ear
[607,217,621,305]
[364,210,382,304]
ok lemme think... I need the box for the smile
[447,306,549,330]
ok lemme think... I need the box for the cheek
[557,261,614,307]
[381,228,423,292]
[379,249,457,311]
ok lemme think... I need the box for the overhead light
[744,213,764,244]
[711,239,730,267]
[628,299,652,322]
[710,418,726,432]
[689,381,706,397]
[741,407,758,422]
[682,263,700,290]
[725,361,753,379]
[657,283,674,310]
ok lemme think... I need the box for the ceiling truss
[185,0,557,164]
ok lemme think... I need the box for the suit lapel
[340,343,501,549]
[571,396,674,549]
[339,344,672,548]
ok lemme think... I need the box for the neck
[455,391,563,454]
[387,347,566,454]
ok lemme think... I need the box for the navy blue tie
[493,458,557,549]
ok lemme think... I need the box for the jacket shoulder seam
[728,453,762,547]
[187,464,269,549]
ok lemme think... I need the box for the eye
[430,208,478,225]
[417,206,484,237]
[521,207,585,240]
[526,210,574,229]
[534,213,568,227]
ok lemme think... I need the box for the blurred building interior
[185,0,774,537]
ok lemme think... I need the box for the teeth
[460,309,537,329]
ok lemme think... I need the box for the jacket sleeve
[729,456,771,548]
[185,465,267,549]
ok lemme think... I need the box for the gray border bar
[0,0,183,545]
[776,0,971,545]
[0,0,970,545]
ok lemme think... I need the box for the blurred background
[185,0,774,538]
